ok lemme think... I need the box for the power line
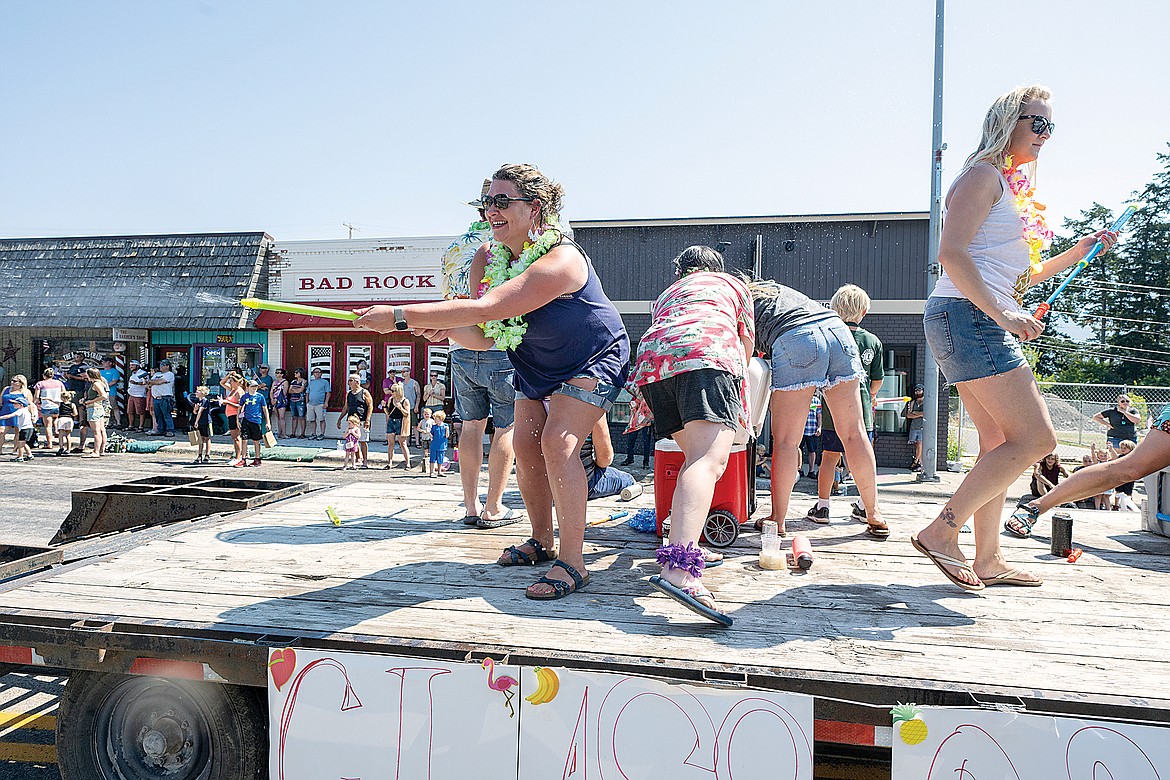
[1033,341,1170,369]
[1064,280,1170,296]
[1049,309,1170,329]
[1039,338,1170,357]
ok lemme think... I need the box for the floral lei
[478,216,562,350]
[1004,154,1054,302]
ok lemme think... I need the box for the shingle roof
[0,232,271,329]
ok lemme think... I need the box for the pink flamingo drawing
[482,658,518,718]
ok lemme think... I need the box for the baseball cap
[247,379,260,387]
[260,364,269,369]
[129,359,140,366]
[912,384,924,392]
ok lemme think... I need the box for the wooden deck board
[2,480,1168,716]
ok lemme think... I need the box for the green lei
[478,217,563,350]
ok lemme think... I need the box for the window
[385,345,413,381]
[874,345,916,434]
[345,343,373,386]
[426,345,450,385]
[307,343,334,383]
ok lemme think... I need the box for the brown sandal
[497,537,557,566]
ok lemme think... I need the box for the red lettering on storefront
[416,275,435,288]
[318,278,334,290]
[299,278,315,290]
[364,276,382,289]
[336,277,352,290]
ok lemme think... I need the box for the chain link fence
[950,383,1169,465]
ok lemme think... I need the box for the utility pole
[920,0,945,482]
[343,223,360,239]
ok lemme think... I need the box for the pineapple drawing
[892,703,928,745]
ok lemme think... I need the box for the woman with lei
[354,163,629,601]
[913,85,1116,591]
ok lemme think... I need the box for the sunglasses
[477,194,535,211]
[1019,114,1055,136]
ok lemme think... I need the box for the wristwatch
[393,307,409,331]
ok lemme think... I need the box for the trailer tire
[56,670,266,780]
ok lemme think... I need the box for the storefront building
[571,212,940,469]
[259,236,457,435]
[0,233,273,409]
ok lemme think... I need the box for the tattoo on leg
[939,506,958,529]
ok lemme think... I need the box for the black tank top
[346,391,369,419]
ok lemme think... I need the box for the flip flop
[478,508,520,529]
[649,576,733,627]
[702,548,724,568]
[460,514,481,526]
[910,534,985,592]
[865,520,891,539]
[981,568,1043,587]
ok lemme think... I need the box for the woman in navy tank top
[355,164,629,602]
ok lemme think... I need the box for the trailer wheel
[702,509,739,548]
[56,670,266,780]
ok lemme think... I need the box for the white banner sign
[892,706,1170,778]
[268,647,814,780]
[272,236,455,303]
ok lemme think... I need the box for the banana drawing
[524,666,560,706]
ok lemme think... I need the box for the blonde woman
[82,368,110,458]
[0,375,36,461]
[382,381,413,469]
[913,85,1117,591]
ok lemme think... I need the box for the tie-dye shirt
[625,272,754,432]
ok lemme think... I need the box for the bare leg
[817,450,842,500]
[506,399,555,560]
[483,424,516,520]
[822,378,883,530]
[916,366,1054,587]
[458,417,488,516]
[764,386,818,534]
[659,420,735,608]
[1029,429,1170,515]
[526,388,606,595]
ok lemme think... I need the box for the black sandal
[497,537,557,567]
[1004,501,1040,538]
[526,560,590,600]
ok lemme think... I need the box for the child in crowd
[190,386,217,464]
[1112,439,1138,511]
[0,397,36,462]
[238,379,270,467]
[428,410,449,477]
[417,407,434,471]
[56,391,76,455]
[343,414,362,470]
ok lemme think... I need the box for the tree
[1025,145,1170,386]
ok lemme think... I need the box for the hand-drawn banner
[892,706,1170,778]
[268,648,813,779]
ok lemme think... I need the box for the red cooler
[654,439,755,548]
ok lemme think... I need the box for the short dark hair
[673,245,725,277]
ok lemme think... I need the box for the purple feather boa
[656,542,706,578]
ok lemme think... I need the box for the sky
[2,0,1167,241]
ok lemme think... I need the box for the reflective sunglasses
[478,194,535,211]
[1019,114,1055,136]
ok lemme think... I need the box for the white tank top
[931,164,1030,314]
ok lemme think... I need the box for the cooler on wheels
[655,357,772,548]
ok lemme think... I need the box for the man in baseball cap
[908,384,926,471]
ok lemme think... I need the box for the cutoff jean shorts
[923,297,1027,384]
[770,319,864,392]
[451,349,516,429]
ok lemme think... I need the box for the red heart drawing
[268,648,297,691]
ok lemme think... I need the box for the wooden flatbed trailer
[0,478,1167,778]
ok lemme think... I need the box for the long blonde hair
[960,84,1052,181]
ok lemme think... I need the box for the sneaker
[806,505,830,523]
[193,456,203,464]
[164,432,174,437]
[851,502,867,521]
[233,460,247,468]
[250,458,261,466]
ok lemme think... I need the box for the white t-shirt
[128,369,150,398]
[149,370,175,398]
[931,164,1031,314]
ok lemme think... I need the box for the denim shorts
[289,400,306,417]
[923,297,1027,384]
[451,349,515,428]
[386,417,403,435]
[554,377,623,412]
[770,319,863,392]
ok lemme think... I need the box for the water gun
[586,510,629,528]
[1033,203,1143,319]
[240,297,358,321]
